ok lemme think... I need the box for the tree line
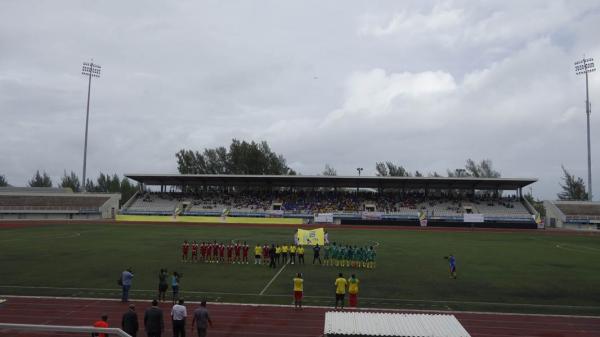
[0,170,138,205]
[0,139,591,202]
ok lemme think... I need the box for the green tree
[447,159,501,178]
[60,171,81,192]
[524,193,546,217]
[557,166,588,200]
[176,139,295,175]
[120,177,139,204]
[0,174,7,187]
[375,162,411,177]
[322,164,337,176]
[29,170,52,187]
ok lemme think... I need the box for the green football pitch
[1,223,599,315]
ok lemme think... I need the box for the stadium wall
[341,219,537,229]
[116,214,304,225]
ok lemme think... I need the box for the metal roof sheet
[323,312,471,337]
[124,173,536,190]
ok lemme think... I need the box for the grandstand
[123,174,538,228]
[543,200,600,230]
[0,187,120,220]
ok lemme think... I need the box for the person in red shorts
[293,273,303,309]
[234,242,242,264]
[226,244,233,263]
[211,241,218,263]
[219,243,225,263]
[200,242,206,262]
[242,241,249,264]
[181,240,189,262]
[191,241,199,262]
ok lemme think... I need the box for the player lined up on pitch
[322,243,377,269]
[181,240,251,264]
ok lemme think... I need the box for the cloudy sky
[1,0,599,200]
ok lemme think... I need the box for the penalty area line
[259,262,289,295]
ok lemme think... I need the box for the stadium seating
[123,191,532,220]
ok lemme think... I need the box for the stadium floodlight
[356,167,363,176]
[81,60,101,192]
[574,56,595,201]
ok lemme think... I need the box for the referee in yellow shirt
[293,272,304,309]
[282,244,289,264]
[334,273,348,310]
[254,244,262,265]
[297,245,305,264]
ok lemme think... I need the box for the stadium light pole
[575,56,595,201]
[81,60,101,192]
[356,167,363,194]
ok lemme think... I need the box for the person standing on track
[293,272,304,309]
[92,314,109,337]
[121,267,134,302]
[121,304,139,337]
[172,272,182,304]
[191,301,213,337]
[347,274,360,308]
[144,299,164,337]
[334,273,347,310]
[171,299,187,337]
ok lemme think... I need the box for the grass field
[1,222,600,315]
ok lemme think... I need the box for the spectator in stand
[144,299,164,337]
[171,299,187,337]
[121,268,134,302]
[122,304,139,337]
[92,314,109,337]
[191,301,213,337]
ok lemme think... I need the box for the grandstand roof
[125,174,536,190]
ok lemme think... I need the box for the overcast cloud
[1,0,599,200]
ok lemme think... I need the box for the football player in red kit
[181,240,190,262]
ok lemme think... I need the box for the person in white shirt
[171,299,187,337]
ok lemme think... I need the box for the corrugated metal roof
[323,312,471,337]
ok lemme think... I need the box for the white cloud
[0,0,600,200]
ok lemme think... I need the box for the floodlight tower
[81,61,101,192]
[575,56,595,201]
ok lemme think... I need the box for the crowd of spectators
[134,190,522,215]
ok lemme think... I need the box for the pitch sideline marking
[3,294,600,320]
[1,284,599,310]
[259,261,289,295]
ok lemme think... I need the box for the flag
[296,228,325,246]
[418,210,428,227]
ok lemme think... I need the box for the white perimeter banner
[463,213,484,223]
[314,213,334,223]
[361,211,384,220]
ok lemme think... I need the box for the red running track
[0,296,599,337]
